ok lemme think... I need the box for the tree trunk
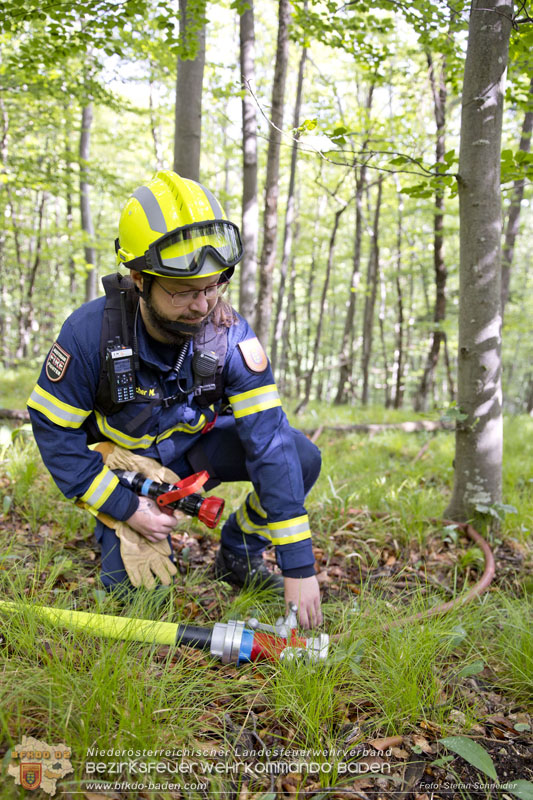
[149,63,164,170]
[393,179,405,408]
[334,86,374,405]
[379,269,391,407]
[444,0,513,522]
[295,201,350,415]
[501,75,533,317]
[0,96,10,366]
[304,194,325,372]
[79,103,97,302]
[238,1,258,324]
[254,0,290,346]
[270,42,307,374]
[173,0,206,181]
[64,119,76,296]
[415,53,447,412]
[361,177,384,406]
[525,374,533,416]
[279,222,300,395]
[333,166,366,404]
[16,191,46,358]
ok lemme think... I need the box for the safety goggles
[126,220,243,278]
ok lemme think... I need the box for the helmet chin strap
[160,319,203,336]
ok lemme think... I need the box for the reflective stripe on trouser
[221,492,271,557]
[207,420,321,561]
[95,520,175,591]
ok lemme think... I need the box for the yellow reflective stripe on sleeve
[228,384,282,419]
[27,384,91,429]
[80,466,119,511]
[236,502,268,536]
[248,490,267,519]
[267,515,311,546]
[95,412,155,450]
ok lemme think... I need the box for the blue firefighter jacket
[27,293,315,575]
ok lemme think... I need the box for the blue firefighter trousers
[95,415,321,590]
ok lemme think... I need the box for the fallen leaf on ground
[412,735,433,754]
[369,735,403,751]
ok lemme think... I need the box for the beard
[143,291,207,344]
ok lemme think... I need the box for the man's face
[132,271,221,344]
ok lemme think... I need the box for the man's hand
[284,575,323,629]
[126,496,180,542]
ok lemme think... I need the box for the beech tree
[445,0,513,521]
[80,103,97,302]
[361,177,384,406]
[238,0,258,323]
[270,39,307,374]
[255,0,291,346]
[174,0,207,181]
[501,75,533,317]
[414,53,449,412]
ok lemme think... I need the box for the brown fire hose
[332,515,496,641]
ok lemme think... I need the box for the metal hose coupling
[210,603,329,665]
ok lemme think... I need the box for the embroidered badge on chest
[238,337,268,373]
[45,342,72,382]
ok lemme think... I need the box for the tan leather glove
[114,522,178,589]
[92,441,181,486]
[89,442,181,588]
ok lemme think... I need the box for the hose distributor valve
[210,603,329,665]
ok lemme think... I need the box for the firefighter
[27,170,322,628]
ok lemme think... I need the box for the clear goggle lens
[152,221,243,275]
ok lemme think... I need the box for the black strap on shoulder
[92,273,230,435]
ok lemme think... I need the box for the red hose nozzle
[198,495,225,528]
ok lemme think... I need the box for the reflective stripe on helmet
[133,186,168,233]
[197,182,224,219]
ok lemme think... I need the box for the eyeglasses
[155,279,228,307]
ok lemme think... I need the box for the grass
[0,366,40,410]
[0,398,532,797]
[483,592,533,705]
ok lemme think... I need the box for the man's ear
[130,270,143,292]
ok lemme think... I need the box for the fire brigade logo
[20,763,42,790]
[8,736,73,796]
[45,341,71,382]
[238,337,268,373]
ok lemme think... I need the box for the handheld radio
[106,336,136,403]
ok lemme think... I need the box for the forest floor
[0,376,531,800]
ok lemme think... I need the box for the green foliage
[501,147,533,184]
[439,735,498,781]
[440,403,469,424]
[1,0,189,61]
